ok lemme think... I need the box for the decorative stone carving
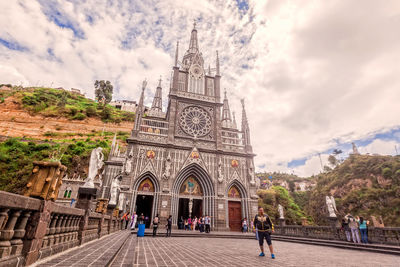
[84,147,104,188]
[278,204,284,219]
[124,148,133,174]
[326,196,337,217]
[25,161,67,201]
[248,162,256,185]
[95,198,109,214]
[162,152,172,180]
[109,175,122,206]
[118,193,125,211]
[217,158,224,183]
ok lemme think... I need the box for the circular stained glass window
[179,106,212,137]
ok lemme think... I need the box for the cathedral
[101,24,259,231]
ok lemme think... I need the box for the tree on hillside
[94,80,113,104]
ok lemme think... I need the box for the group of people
[341,214,370,244]
[121,212,173,237]
[178,215,212,233]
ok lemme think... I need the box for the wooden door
[228,201,242,231]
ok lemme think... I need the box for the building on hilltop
[100,23,259,231]
[109,100,139,113]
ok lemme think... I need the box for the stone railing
[0,191,122,266]
[275,225,400,246]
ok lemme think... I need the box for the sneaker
[271,254,275,259]
[259,252,265,257]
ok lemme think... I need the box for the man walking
[205,215,211,233]
[153,214,159,237]
[254,207,275,259]
[166,215,172,237]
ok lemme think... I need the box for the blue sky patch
[0,38,27,51]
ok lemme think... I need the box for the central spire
[222,90,232,127]
[188,19,199,54]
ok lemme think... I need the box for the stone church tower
[101,23,259,231]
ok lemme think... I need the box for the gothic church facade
[102,24,259,231]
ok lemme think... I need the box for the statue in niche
[124,148,133,174]
[278,204,284,219]
[217,158,224,183]
[326,196,337,217]
[248,162,256,185]
[162,152,172,180]
[118,193,125,211]
[84,147,104,188]
[109,175,122,206]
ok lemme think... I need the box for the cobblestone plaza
[36,231,399,267]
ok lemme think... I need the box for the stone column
[0,210,20,258]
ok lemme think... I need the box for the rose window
[179,106,212,137]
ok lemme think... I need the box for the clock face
[189,64,204,79]
[179,106,212,137]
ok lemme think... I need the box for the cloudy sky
[1,0,400,177]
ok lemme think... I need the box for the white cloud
[1,0,400,176]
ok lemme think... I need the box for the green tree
[94,80,113,104]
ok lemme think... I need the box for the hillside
[0,86,134,140]
[307,154,400,226]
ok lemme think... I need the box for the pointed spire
[188,20,199,53]
[175,41,179,67]
[151,76,163,112]
[133,79,147,131]
[232,111,237,129]
[222,89,232,127]
[208,64,211,75]
[216,50,220,76]
[241,99,251,146]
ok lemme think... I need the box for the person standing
[254,207,275,259]
[153,214,159,237]
[184,218,189,231]
[166,215,172,237]
[341,217,351,242]
[357,216,369,244]
[130,212,137,231]
[188,217,192,231]
[348,215,360,243]
[205,215,211,233]
[122,212,130,229]
[178,216,184,230]
[242,217,248,233]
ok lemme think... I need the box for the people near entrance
[138,213,145,224]
[184,219,189,230]
[193,216,198,230]
[178,216,184,230]
[188,217,192,230]
[341,218,351,242]
[198,217,204,233]
[121,212,130,229]
[254,207,275,259]
[153,214,159,237]
[242,217,248,233]
[357,216,370,244]
[166,215,172,237]
[130,212,138,231]
[205,215,211,233]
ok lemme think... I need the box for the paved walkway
[36,230,400,267]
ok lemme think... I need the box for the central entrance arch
[171,163,215,227]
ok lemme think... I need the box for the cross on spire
[193,19,197,29]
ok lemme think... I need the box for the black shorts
[258,231,272,246]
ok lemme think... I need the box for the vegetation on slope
[257,186,310,225]
[1,86,134,123]
[307,154,400,226]
[0,138,110,194]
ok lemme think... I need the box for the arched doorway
[226,180,249,231]
[171,163,215,227]
[131,173,160,228]
[178,176,203,221]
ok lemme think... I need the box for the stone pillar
[327,216,339,240]
[0,210,20,258]
[10,211,31,256]
[279,218,286,227]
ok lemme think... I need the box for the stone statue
[217,158,224,183]
[84,147,104,188]
[162,152,172,180]
[326,196,337,217]
[124,148,133,174]
[352,142,359,154]
[278,204,284,219]
[109,175,122,206]
[189,198,193,216]
[248,163,255,185]
[118,192,125,211]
